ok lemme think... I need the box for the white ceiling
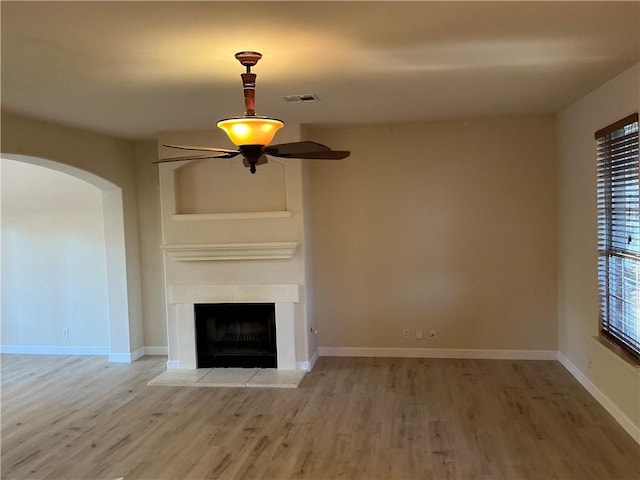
[1,1,638,140]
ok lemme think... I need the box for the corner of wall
[556,62,640,438]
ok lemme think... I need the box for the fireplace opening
[195,303,277,368]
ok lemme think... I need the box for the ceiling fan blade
[153,152,238,164]
[264,141,331,157]
[297,150,351,160]
[242,155,269,168]
[162,143,239,154]
[270,150,350,160]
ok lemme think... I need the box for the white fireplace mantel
[162,242,298,262]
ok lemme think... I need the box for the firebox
[195,303,277,368]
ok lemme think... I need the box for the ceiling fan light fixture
[217,116,284,147]
[158,52,349,174]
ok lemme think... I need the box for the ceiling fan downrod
[234,51,263,116]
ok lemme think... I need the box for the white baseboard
[296,349,319,371]
[318,346,557,360]
[110,346,169,362]
[310,349,320,369]
[132,347,145,362]
[114,346,168,361]
[109,347,145,363]
[144,346,168,356]
[296,350,318,372]
[557,352,640,444]
[166,360,181,369]
[1,345,168,362]
[108,353,128,363]
[296,361,310,371]
[0,345,109,356]
[109,347,146,363]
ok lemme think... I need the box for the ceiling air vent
[282,94,319,103]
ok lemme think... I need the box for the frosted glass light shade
[217,116,284,147]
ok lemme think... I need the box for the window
[596,113,640,359]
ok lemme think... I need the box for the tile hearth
[147,368,305,388]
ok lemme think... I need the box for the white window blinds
[596,113,640,359]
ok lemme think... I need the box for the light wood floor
[1,355,638,480]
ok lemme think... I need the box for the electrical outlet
[402,328,410,338]
[415,328,424,339]
[429,329,437,339]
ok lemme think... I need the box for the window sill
[593,335,640,370]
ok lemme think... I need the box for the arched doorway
[1,154,133,361]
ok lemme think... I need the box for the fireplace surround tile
[168,284,301,371]
[169,285,233,305]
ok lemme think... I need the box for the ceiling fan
[156,51,350,174]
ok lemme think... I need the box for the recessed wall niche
[174,157,287,215]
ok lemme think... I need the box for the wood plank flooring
[1,354,638,479]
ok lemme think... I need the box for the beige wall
[557,63,640,431]
[133,141,167,348]
[301,159,318,356]
[307,116,558,350]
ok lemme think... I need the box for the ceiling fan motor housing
[235,51,262,67]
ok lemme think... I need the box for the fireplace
[195,303,277,368]
[167,284,300,370]
[159,138,314,371]
[159,133,315,372]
